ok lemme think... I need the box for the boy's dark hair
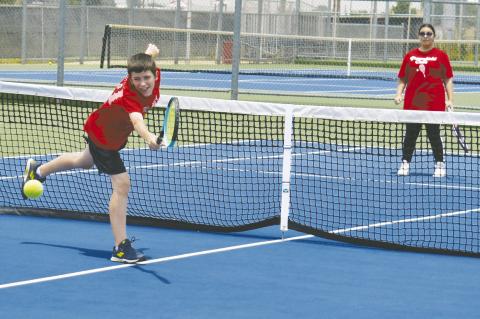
[127,53,156,75]
[418,23,436,36]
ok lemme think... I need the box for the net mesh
[101,24,480,84]
[99,24,480,110]
[1,81,480,256]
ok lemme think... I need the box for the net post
[280,110,294,234]
[100,25,111,69]
[100,24,110,69]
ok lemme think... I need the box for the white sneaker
[433,161,446,177]
[397,160,410,176]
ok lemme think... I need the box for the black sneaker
[22,159,46,199]
[111,238,146,264]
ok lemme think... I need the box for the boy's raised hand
[145,43,159,58]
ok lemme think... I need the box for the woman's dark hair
[418,23,436,36]
[127,53,156,75]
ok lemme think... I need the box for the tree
[391,1,410,14]
[0,0,21,4]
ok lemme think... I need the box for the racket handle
[156,131,164,145]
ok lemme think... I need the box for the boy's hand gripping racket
[448,105,469,153]
[157,97,180,148]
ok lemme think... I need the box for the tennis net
[101,24,480,85]
[1,81,480,256]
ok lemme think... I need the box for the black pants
[401,123,444,163]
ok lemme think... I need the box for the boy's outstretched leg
[21,149,94,199]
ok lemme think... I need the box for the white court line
[2,146,477,192]
[0,167,99,181]
[310,88,396,94]
[239,80,392,93]
[0,142,337,180]
[2,204,479,290]
[241,77,364,83]
[330,207,480,234]
[0,234,314,290]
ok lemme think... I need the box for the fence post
[186,0,191,64]
[173,0,181,65]
[256,0,264,63]
[21,0,27,64]
[79,0,86,64]
[423,0,432,23]
[347,38,352,77]
[475,3,480,66]
[215,0,225,65]
[230,0,242,100]
[370,0,378,59]
[383,0,390,62]
[127,0,135,57]
[57,0,66,87]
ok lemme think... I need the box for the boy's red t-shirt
[398,47,453,111]
[84,68,161,151]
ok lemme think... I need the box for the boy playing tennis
[21,44,163,263]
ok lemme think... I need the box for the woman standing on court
[394,23,454,177]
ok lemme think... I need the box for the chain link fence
[1,0,479,63]
[0,0,479,107]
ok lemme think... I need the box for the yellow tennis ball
[23,180,44,199]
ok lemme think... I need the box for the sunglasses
[419,32,434,37]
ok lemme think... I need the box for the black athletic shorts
[84,136,126,175]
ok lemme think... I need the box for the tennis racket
[157,97,180,148]
[448,105,469,153]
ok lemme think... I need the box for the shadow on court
[21,241,171,284]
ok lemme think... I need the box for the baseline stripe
[2,206,478,289]
[0,234,313,289]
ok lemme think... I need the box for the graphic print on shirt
[410,56,437,78]
[418,64,426,77]
[107,88,124,106]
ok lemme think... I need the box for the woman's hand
[445,100,453,110]
[394,94,403,105]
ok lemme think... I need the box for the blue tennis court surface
[1,214,480,319]
[2,69,480,96]
[2,83,480,318]
[1,142,479,250]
